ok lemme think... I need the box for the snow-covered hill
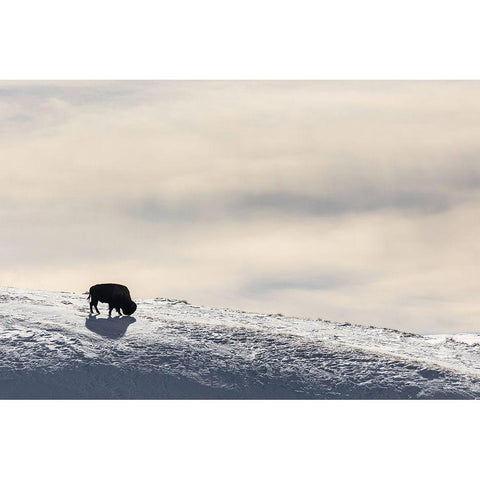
[1,286,480,399]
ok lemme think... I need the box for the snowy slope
[1,286,480,399]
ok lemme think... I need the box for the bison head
[122,301,137,316]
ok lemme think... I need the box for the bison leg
[108,304,113,316]
[90,298,100,314]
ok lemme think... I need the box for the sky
[2,80,480,333]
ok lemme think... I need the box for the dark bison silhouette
[88,283,137,316]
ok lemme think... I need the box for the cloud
[240,271,372,296]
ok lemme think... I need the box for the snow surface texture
[1,286,480,399]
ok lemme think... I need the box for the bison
[88,283,137,316]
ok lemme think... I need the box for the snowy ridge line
[0,286,429,335]
[0,286,468,339]
[1,286,480,399]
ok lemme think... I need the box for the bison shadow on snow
[85,314,136,339]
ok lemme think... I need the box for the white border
[1,400,479,479]
[1,0,480,78]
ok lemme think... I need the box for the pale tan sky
[2,81,480,333]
